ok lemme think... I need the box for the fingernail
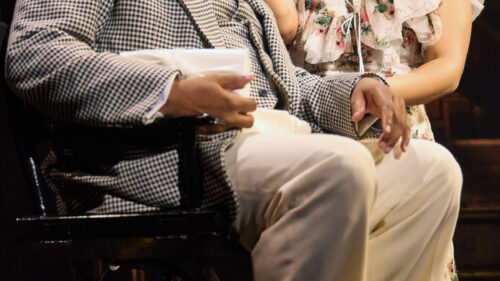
[385,125,391,133]
[243,73,254,80]
[379,141,386,150]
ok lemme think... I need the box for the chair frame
[1,21,250,281]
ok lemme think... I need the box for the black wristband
[359,73,389,86]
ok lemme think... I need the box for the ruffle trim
[471,0,484,21]
[295,0,444,64]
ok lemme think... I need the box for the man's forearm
[295,68,361,138]
[6,0,177,126]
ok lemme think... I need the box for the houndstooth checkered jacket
[6,0,369,219]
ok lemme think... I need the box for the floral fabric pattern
[291,0,447,141]
[288,0,482,279]
[445,258,459,281]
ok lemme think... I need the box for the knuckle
[220,94,235,110]
[226,97,238,109]
[387,134,398,144]
[203,81,219,94]
[223,114,235,125]
[376,86,388,96]
[209,74,221,81]
[396,94,404,103]
[383,105,393,114]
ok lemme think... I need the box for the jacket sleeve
[6,0,178,126]
[294,67,364,139]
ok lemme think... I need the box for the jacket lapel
[246,0,292,109]
[177,0,226,48]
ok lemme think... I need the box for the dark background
[459,0,500,119]
[1,1,499,280]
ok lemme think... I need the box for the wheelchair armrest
[51,113,217,148]
[50,113,217,209]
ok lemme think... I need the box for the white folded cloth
[243,108,311,135]
[121,48,252,97]
[121,48,311,135]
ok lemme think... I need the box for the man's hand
[351,77,410,154]
[160,74,257,134]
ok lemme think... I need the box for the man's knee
[318,138,377,210]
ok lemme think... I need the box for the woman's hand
[161,74,257,134]
[351,77,410,153]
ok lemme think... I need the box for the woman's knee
[415,141,463,206]
[435,145,462,209]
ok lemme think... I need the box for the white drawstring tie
[341,0,365,73]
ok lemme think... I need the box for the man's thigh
[224,133,376,247]
[225,133,375,194]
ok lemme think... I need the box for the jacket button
[258,89,268,97]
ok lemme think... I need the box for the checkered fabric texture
[6,0,374,220]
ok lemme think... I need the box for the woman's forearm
[388,58,465,106]
[264,0,298,44]
[388,0,472,106]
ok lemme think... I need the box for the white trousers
[224,133,462,281]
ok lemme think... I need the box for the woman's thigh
[371,139,462,230]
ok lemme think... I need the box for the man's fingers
[379,104,393,134]
[378,134,391,154]
[232,96,258,113]
[351,90,366,122]
[379,121,409,154]
[238,113,255,128]
[379,133,394,154]
[385,133,400,150]
[197,125,227,135]
[196,113,254,135]
[224,112,255,129]
[353,77,409,154]
[215,73,254,90]
[400,126,411,152]
[372,89,393,134]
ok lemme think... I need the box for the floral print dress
[290,0,484,142]
[288,0,484,280]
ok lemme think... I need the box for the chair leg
[69,260,100,281]
[132,268,147,281]
[200,265,221,281]
[159,259,221,281]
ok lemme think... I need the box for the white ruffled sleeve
[291,0,485,66]
[406,0,485,49]
[471,0,485,21]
